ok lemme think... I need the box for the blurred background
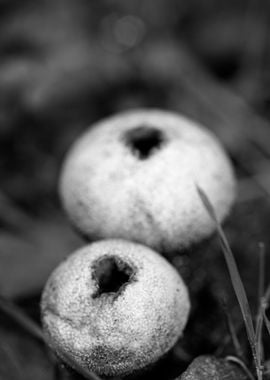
[1,0,270,379]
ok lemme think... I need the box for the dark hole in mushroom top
[92,256,135,298]
[123,126,166,159]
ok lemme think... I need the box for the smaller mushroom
[59,109,236,254]
[41,239,190,377]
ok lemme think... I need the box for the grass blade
[0,296,102,380]
[262,284,270,338]
[257,243,265,313]
[0,296,44,342]
[255,302,264,373]
[255,243,265,371]
[222,299,244,359]
[263,310,270,337]
[196,185,261,379]
[226,356,256,380]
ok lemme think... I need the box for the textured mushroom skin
[41,240,190,376]
[59,109,236,253]
[179,356,248,380]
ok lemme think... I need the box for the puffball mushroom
[59,109,236,253]
[179,356,248,380]
[41,239,190,377]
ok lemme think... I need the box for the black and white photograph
[0,1,270,379]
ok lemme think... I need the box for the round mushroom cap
[59,109,236,253]
[41,239,190,377]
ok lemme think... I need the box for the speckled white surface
[180,356,248,380]
[41,240,190,376]
[59,109,236,253]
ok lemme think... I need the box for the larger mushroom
[59,109,236,253]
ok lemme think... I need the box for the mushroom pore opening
[92,256,134,297]
[123,126,166,159]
